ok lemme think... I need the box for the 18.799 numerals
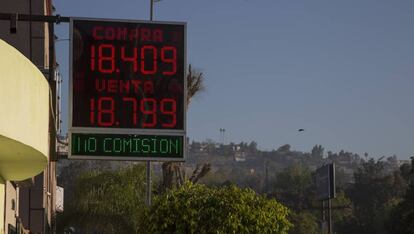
[90,97,177,128]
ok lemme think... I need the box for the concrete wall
[0,39,49,181]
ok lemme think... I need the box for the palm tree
[186,64,205,105]
[160,64,209,192]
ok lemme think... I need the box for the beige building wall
[19,163,57,233]
[0,178,4,234]
[0,0,56,233]
[0,0,49,68]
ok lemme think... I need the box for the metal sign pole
[146,0,154,207]
[328,163,334,234]
[146,160,151,206]
[316,163,336,233]
[322,200,325,232]
[328,198,332,234]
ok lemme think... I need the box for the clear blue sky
[55,0,414,159]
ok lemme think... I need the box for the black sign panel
[69,18,186,161]
[71,19,185,130]
[316,163,336,200]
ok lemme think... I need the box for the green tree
[271,165,325,234]
[160,64,207,192]
[272,165,314,210]
[58,160,135,204]
[186,64,205,105]
[331,191,353,225]
[387,157,414,234]
[146,182,292,234]
[57,164,147,233]
[248,141,258,153]
[345,158,400,234]
[277,144,291,154]
[289,211,319,234]
[310,145,324,159]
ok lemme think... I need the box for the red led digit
[97,97,115,126]
[121,46,138,72]
[90,45,96,71]
[90,98,95,124]
[122,97,138,125]
[140,45,157,75]
[98,44,116,73]
[141,98,157,127]
[161,46,177,75]
[160,98,177,128]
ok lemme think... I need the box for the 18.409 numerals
[90,44,177,75]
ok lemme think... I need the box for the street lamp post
[150,0,154,21]
[150,0,161,21]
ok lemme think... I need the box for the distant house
[234,152,247,162]
[232,144,247,162]
[398,160,410,167]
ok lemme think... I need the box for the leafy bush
[146,182,292,234]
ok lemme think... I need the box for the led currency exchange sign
[69,18,186,161]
